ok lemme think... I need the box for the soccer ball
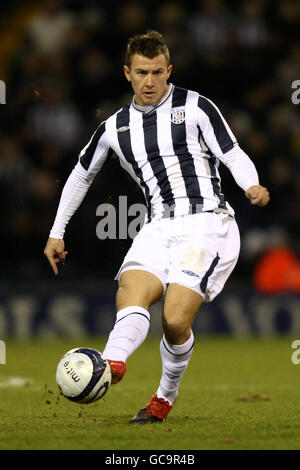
[56,347,111,404]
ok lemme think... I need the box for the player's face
[124,54,173,106]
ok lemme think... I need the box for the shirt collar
[132,83,174,114]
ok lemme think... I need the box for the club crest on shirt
[170,107,185,125]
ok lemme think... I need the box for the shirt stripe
[171,87,203,213]
[80,121,106,171]
[116,106,153,221]
[142,111,175,216]
[197,96,235,154]
[197,124,226,209]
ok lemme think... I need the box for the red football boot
[130,394,173,423]
[107,359,126,384]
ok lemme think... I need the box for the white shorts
[115,212,240,303]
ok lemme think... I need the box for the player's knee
[162,310,191,345]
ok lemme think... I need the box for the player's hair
[125,30,170,67]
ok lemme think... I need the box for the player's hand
[44,238,68,275]
[245,185,270,207]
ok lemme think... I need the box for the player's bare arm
[245,185,270,207]
[44,238,68,275]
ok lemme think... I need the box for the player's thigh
[115,219,169,281]
[162,283,203,337]
[167,213,240,303]
[116,269,164,311]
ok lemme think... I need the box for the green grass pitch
[0,335,300,450]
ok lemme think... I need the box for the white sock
[102,306,150,363]
[156,331,194,405]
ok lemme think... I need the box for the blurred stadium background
[0,0,299,338]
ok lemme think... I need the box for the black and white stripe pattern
[116,106,153,221]
[78,84,237,221]
[161,335,195,362]
[171,87,203,215]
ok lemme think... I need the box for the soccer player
[44,30,270,423]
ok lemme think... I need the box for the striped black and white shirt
[50,84,259,238]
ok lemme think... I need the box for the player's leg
[155,284,202,404]
[103,269,164,383]
[130,285,202,423]
[116,269,164,311]
[144,216,240,421]
[103,217,168,384]
[162,283,203,345]
[130,213,240,423]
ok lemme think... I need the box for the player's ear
[167,64,173,79]
[123,65,131,82]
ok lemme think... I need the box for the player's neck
[133,83,173,113]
